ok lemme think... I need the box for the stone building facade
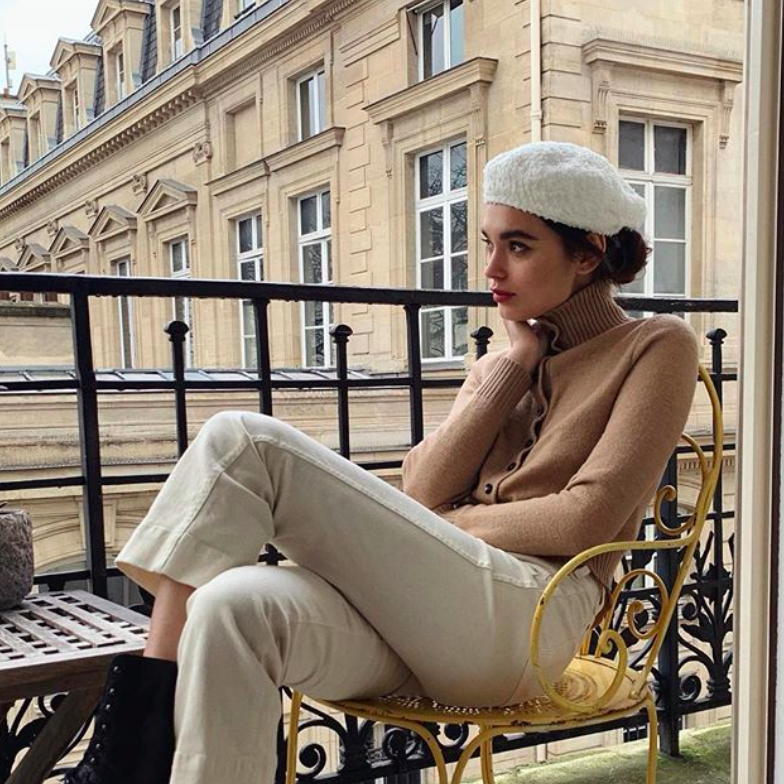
[0,0,743,772]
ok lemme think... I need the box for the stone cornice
[51,38,103,72]
[364,57,499,125]
[582,36,743,84]
[0,83,201,221]
[208,159,269,197]
[264,126,345,173]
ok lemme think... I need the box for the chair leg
[286,690,304,784]
[645,696,658,784]
[451,727,495,784]
[480,737,496,784]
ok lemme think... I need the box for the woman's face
[481,204,603,321]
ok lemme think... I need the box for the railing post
[165,320,190,457]
[404,304,424,446]
[706,328,731,702]
[331,324,353,459]
[71,290,108,597]
[655,452,682,757]
[472,326,493,359]
[253,298,274,416]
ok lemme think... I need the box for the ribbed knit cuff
[474,355,533,415]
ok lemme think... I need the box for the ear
[574,232,607,276]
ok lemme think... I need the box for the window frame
[235,212,264,368]
[415,0,465,82]
[72,84,81,131]
[414,139,469,363]
[116,49,126,101]
[171,4,184,60]
[297,188,333,368]
[113,256,135,369]
[295,68,326,143]
[618,116,692,314]
[168,236,194,368]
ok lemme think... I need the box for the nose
[483,244,506,281]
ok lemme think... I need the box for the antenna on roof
[3,38,15,95]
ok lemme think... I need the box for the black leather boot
[64,653,178,784]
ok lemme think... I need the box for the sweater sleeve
[441,316,700,555]
[401,352,534,510]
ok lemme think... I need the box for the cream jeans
[116,411,603,784]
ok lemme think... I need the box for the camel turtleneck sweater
[401,278,699,593]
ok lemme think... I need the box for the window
[236,213,264,368]
[296,69,326,142]
[298,190,333,367]
[114,258,135,368]
[416,0,464,81]
[618,118,691,318]
[169,237,194,367]
[171,5,183,60]
[116,50,126,100]
[416,140,468,361]
[238,0,255,10]
[72,85,81,131]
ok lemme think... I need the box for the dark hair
[540,218,651,286]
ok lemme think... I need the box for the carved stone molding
[14,238,25,254]
[720,81,735,149]
[131,173,148,195]
[84,199,99,217]
[46,219,59,237]
[192,140,213,165]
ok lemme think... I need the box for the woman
[65,141,698,784]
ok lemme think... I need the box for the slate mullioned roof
[202,0,225,42]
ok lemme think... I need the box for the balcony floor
[467,720,731,784]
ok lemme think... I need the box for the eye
[510,241,530,253]
[481,237,492,251]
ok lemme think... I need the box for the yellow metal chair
[286,363,723,784]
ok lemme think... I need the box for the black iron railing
[0,272,737,781]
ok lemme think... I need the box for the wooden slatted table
[0,590,150,784]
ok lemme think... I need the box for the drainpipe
[529,0,543,142]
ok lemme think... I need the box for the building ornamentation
[46,220,59,237]
[131,174,148,195]
[13,238,25,254]
[84,200,99,217]
[192,140,213,165]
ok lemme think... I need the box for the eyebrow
[480,229,539,241]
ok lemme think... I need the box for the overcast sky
[0,0,97,91]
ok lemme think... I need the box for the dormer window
[238,0,255,11]
[171,5,183,60]
[116,50,126,100]
[72,86,81,130]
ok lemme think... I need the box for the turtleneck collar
[536,278,633,353]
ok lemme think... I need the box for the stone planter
[0,505,34,610]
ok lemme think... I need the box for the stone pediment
[138,179,198,219]
[18,243,52,271]
[88,205,138,241]
[91,0,151,34]
[51,38,102,72]
[0,257,17,271]
[18,74,61,103]
[50,225,90,256]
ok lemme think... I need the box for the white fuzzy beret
[483,141,647,236]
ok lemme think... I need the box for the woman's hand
[502,318,550,374]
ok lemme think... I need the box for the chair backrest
[530,362,724,713]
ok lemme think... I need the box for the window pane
[171,241,184,273]
[654,126,687,175]
[629,182,645,199]
[300,196,318,235]
[619,121,645,171]
[450,142,466,190]
[326,239,332,281]
[255,214,263,248]
[449,0,464,67]
[653,241,686,295]
[240,260,256,281]
[238,218,253,253]
[621,271,645,295]
[654,186,686,239]
[421,309,445,358]
[119,297,132,368]
[242,301,256,337]
[420,208,444,259]
[422,5,445,78]
[452,306,468,356]
[299,77,313,139]
[244,336,257,369]
[317,70,326,132]
[303,243,322,283]
[419,150,443,198]
[305,301,324,327]
[321,191,331,229]
[421,259,444,289]
[305,328,325,366]
[450,201,467,253]
[451,254,467,290]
